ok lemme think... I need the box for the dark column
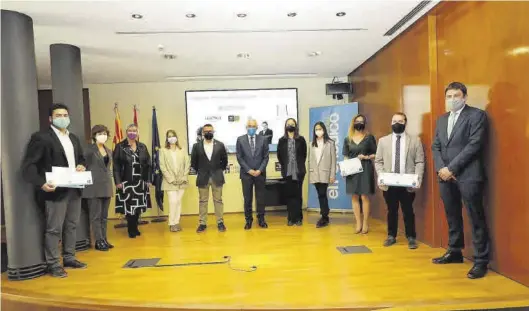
[50,44,91,250]
[1,9,47,280]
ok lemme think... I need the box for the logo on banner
[327,112,340,200]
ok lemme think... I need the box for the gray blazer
[309,140,337,184]
[235,134,270,179]
[375,133,425,191]
[432,105,488,182]
[82,144,113,198]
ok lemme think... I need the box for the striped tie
[395,135,401,173]
[250,136,255,156]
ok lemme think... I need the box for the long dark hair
[312,121,332,147]
[165,129,181,149]
[283,118,299,138]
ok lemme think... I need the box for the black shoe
[467,264,488,279]
[316,217,329,228]
[128,233,136,238]
[258,220,268,228]
[218,222,227,232]
[63,259,87,269]
[432,251,464,264]
[408,237,418,250]
[104,240,114,249]
[295,220,303,226]
[244,221,252,230]
[383,236,397,247]
[196,224,207,233]
[95,240,109,251]
[48,266,68,278]
[287,220,294,226]
[135,230,141,236]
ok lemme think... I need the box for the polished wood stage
[2,212,529,311]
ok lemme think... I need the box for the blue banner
[308,102,358,210]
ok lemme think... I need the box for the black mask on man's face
[203,132,214,140]
[392,123,406,134]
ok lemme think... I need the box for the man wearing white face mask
[21,103,87,278]
[82,125,114,251]
[432,82,490,279]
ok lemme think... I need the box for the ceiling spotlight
[158,45,165,52]
[162,54,177,60]
[308,51,322,57]
[287,12,297,17]
[237,13,247,18]
[336,12,346,17]
[131,13,143,19]
[186,13,196,18]
[237,53,251,59]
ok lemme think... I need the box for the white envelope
[46,170,93,188]
[378,173,419,188]
[338,158,363,177]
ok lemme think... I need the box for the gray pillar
[50,44,90,250]
[1,9,47,280]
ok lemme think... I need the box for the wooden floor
[2,212,529,311]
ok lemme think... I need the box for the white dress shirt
[315,139,324,165]
[51,125,76,169]
[448,104,466,136]
[391,133,406,173]
[203,140,214,160]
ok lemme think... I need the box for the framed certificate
[338,158,363,177]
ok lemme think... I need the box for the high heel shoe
[361,225,369,234]
[355,226,362,234]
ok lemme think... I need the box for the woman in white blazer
[159,130,190,232]
[309,122,337,228]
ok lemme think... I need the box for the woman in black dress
[113,124,152,238]
[342,114,376,234]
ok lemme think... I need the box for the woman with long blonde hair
[342,114,377,233]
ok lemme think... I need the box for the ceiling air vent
[383,0,431,36]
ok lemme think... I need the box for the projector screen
[185,88,298,153]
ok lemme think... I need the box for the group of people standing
[20,81,490,280]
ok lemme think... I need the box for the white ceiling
[1,0,438,86]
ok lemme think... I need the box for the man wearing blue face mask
[236,119,270,229]
[21,103,87,278]
[432,82,490,279]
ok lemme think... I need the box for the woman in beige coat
[159,130,190,232]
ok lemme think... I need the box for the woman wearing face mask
[82,125,114,250]
[277,118,308,226]
[309,122,337,228]
[113,124,152,238]
[342,114,377,234]
[159,130,190,232]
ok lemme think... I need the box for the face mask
[52,117,70,129]
[203,132,214,140]
[392,123,406,134]
[96,134,108,144]
[446,98,465,112]
[286,125,296,133]
[247,128,257,136]
[353,123,365,131]
[168,137,177,144]
[315,129,324,138]
[127,132,137,140]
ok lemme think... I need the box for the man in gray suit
[375,112,424,249]
[236,119,270,229]
[432,82,490,279]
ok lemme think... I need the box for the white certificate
[338,158,363,177]
[46,168,93,188]
[378,173,419,188]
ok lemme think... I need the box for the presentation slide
[185,88,298,153]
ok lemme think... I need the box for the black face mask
[286,125,296,133]
[353,123,365,131]
[392,123,406,134]
[203,132,214,140]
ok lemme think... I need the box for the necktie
[250,136,255,156]
[395,135,401,174]
[447,112,456,138]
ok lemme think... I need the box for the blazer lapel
[404,134,411,165]
[448,106,469,143]
[439,114,450,145]
[49,128,68,162]
[253,135,262,157]
[317,141,327,166]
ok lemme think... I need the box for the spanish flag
[112,103,123,150]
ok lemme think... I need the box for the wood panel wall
[349,1,529,286]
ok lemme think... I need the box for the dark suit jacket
[112,140,152,185]
[82,144,113,198]
[190,140,228,187]
[432,105,488,182]
[259,129,273,144]
[21,127,86,202]
[277,135,308,179]
[235,134,269,179]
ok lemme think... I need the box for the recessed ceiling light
[162,54,177,60]
[287,12,297,17]
[237,13,247,18]
[131,13,143,19]
[158,45,165,52]
[336,12,346,17]
[308,51,322,57]
[186,13,196,18]
[237,53,250,59]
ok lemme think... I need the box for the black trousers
[313,183,329,218]
[383,187,416,239]
[241,175,266,221]
[439,180,490,264]
[125,209,141,236]
[285,176,304,222]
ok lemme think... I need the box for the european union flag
[151,107,164,210]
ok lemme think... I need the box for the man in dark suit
[432,82,490,279]
[259,121,273,144]
[236,119,270,229]
[21,103,87,278]
[191,124,228,233]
